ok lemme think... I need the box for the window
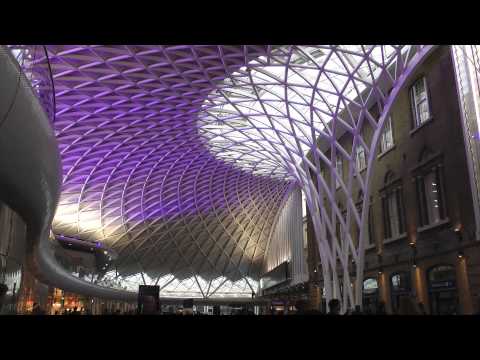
[363,278,379,314]
[367,206,375,246]
[335,156,343,189]
[410,77,431,127]
[335,206,345,248]
[381,172,406,240]
[424,171,441,222]
[414,151,447,227]
[391,272,411,292]
[363,278,378,294]
[386,191,400,236]
[356,144,366,172]
[416,168,446,226]
[355,193,375,248]
[390,272,411,314]
[380,116,394,153]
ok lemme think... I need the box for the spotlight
[458,251,464,259]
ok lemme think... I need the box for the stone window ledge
[383,233,407,245]
[417,218,450,233]
[377,145,396,160]
[409,117,434,136]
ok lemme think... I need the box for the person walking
[327,299,341,315]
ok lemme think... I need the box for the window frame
[335,156,343,189]
[380,173,407,242]
[355,143,367,173]
[411,152,448,229]
[379,116,395,154]
[355,198,375,249]
[410,76,432,128]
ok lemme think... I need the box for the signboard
[430,281,455,289]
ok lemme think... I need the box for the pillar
[412,265,429,314]
[456,255,473,314]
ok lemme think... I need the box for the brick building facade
[306,46,480,315]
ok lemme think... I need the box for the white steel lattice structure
[199,45,436,308]
[18,45,437,304]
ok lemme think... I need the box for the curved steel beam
[0,46,137,301]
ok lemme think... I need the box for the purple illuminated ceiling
[46,45,292,282]
[42,45,431,303]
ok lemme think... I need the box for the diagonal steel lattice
[19,45,435,303]
[198,45,435,307]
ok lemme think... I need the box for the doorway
[427,265,458,315]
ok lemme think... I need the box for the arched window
[355,143,366,172]
[414,149,447,227]
[362,277,379,314]
[363,278,378,294]
[355,190,375,247]
[335,156,343,189]
[380,116,394,153]
[381,172,406,240]
[390,271,411,313]
[410,76,431,128]
[384,171,395,184]
[390,271,411,292]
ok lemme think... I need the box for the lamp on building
[458,250,464,259]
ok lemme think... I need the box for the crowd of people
[293,296,429,315]
[25,296,478,315]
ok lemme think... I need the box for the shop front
[363,278,379,313]
[427,264,458,315]
[390,271,412,314]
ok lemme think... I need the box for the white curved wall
[263,186,308,286]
